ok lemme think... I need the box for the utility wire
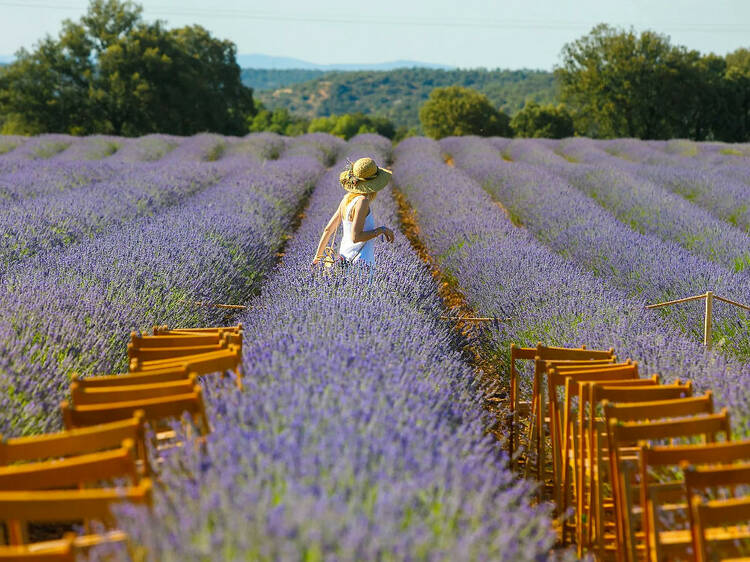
[1,1,750,33]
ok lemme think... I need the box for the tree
[308,113,395,140]
[419,86,511,139]
[248,104,309,136]
[0,0,254,136]
[556,24,698,139]
[510,102,574,138]
[722,48,750,142]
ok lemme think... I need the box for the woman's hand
[379,226,395,243]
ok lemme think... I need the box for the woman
[312,157,395,267]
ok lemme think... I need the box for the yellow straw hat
[339,157,392,194]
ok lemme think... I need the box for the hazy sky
[1,0,748,69]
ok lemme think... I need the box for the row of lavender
[0,133,335,436]
[443,137,750,363]
[111,134,560,560]
[393,137,749,434]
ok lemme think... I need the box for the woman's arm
[350,198,394,243]
[311,205,343,265]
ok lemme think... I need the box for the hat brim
[341,167,392,194]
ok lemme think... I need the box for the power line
[1,1,750,33]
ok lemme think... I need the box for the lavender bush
[0,136,329,435]
[442,136,750,362]
[109,134,560,561]
[396,137,749,433]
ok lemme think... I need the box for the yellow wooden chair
[71,375,198,406]
[0,478,152,546]
[607,409,731,562]
[640,439,750,561]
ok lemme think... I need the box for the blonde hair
[341,191,376,221]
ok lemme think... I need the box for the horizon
[1,0,749,71]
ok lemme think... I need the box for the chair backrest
[552,360,633,375]
[61,386,210,436]
[153,324,242,335]
[131,331,226,348]
[603,390,713,425]
[0,478,152,525]
[71,375,198,406]
[536,343,615,363]
[127,342,226,361]
[0,533,75,560]
[71,366,191,389]
[129,345,240,371]
[599,382,695,417]
[685,461,750,496]
[0,413,145,465]
[690,494,750,562]
[0,439,139,491]
[609,410,731,446]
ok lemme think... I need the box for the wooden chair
[0,479,151,546]
[687,463,750,561]
[607,409,731,562]
[71,375,198,405]
[0,439,139,492]
[0,413,147,469]
[551,373,659,546]
[128,346,243,389]
[577,383,694,554]
[61,386,211,437]
[510,343,616,481]
[0,533,76,560]
[547,362,639,506]
[640,439,750,561]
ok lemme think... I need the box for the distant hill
[256,68,557,130]
[236,54,454,71]
[242,69,325,92]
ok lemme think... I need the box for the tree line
[0,2,748,142]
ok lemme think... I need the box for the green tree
[418,86,511,139]
[0,0,254,136]
[510,101,574,138]
[308,113,395,140]
[248,104,309,136]
[722,48,750,142]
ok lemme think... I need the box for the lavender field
[1,132,749,559]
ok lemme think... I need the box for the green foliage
[0,0,254,136]
[257,68,556,130]
[248,104,310,136]
[510,101,574,138]
[308,112,395,140]
[419,86,511,139]
[555,24,749,141]
[241,68,325,91]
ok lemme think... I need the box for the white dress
[339,195,375,265]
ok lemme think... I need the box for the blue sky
[1,0,748,69]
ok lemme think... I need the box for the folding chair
[607,409,731,562]
[0,439,139,491]
[128,346,243,389]
[687,462,750,562]
[0,413,147,469]
[0,478,152,546]
[61,386,211,438]
[550,372,658,545]
[641,439,750,561]
[578,382,695,555]
[511,343,616,481]
[71,375,198,405]
[547,362,639,506]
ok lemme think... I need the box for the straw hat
[339,157,392,194]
